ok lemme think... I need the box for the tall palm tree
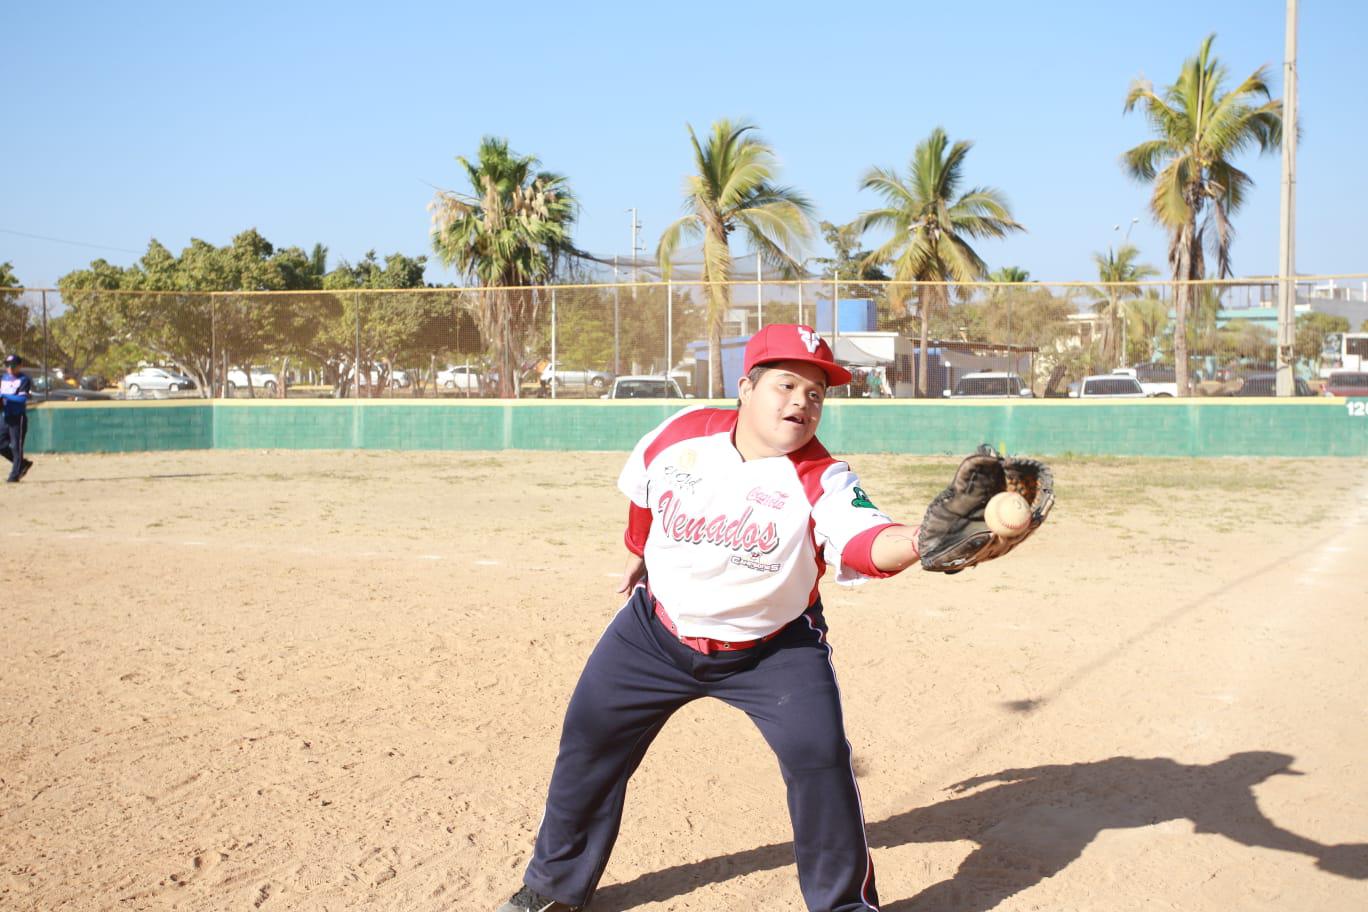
[1122,34,1282,396]
[657,120,813,397]
[1091,244,1158,368]
[853,127,1024,396]
[430,137,577,397]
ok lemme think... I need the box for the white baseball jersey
[618,405,895,641]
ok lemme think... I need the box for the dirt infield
[3,450,1367,911]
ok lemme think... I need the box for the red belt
[653,599,783,655]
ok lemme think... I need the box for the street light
[1113,217,1139,245]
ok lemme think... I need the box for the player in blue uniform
[1,353,34,483]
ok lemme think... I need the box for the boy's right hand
[616,553,646,593]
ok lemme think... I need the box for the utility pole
[612,255,621,375]
[1276,0,1298,397]
[627,208,641,372]
[628,208,641,285]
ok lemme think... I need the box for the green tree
[1090,244,1159,368]
[321,251,446,397]
[1123,34,1283,396]
[853,127,1024,396]
[0,262,28,356]
[430,137,578,397]
[51,259,125,386]
[656,120,814,397]
[58,229,330,396]
[1295,312,1349,373]
[812,220,887,282]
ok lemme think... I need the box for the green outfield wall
[24,398,1368,458]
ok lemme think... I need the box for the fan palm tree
[1091,244,1158,368]
[430,137,578,397]
[853,128,1024,396]
[1122,34,1282,396]
[657,120,813,397]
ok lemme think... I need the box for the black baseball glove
[918,445,1054,573]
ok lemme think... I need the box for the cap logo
[797,327,821,353]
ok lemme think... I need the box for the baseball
[985,491,1032,537]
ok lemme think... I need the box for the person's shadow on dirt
[589,751,1368,912]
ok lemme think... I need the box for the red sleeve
[841,522,905,578]
[624,502,653,556]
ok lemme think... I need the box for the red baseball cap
[743,324,852,387]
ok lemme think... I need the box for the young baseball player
[496,324,928,912]
[1,354,34,483]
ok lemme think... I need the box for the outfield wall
[24,398,1368,458]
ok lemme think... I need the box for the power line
[0,227,142,255]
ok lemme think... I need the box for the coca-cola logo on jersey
[656,489,780,554]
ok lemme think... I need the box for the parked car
[1071,375,1147,398]
[29,371,75,394]
[79,373,110,391]
[225,366,280,395]
[600,376,691,400]
[123,367,197,397]
[1114,364,1180,397]
[1322,371,1368,397]
[942,372,1034,398]
[31,385,113,403]
[437,363,483,393]
[1232,373,1315,397]
[348,364,410,390]
[540,362,614,393]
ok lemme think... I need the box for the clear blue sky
[4,0,1363,288]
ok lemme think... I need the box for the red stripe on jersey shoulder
[643,407,738,468]
[789,437,839,608]
[787,436,840,506]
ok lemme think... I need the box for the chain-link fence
[4,275,1366,401]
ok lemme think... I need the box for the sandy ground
[2,449,1367,912]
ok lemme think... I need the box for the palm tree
[430,137,577,397]
[853,128,1024,396]
[657,120,813,397]
[1122,34,1282,396]
[1091,244,1158,368]
[987,266,1030,284]
[1126,293,1170,364]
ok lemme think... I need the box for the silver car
[123,367,197,397]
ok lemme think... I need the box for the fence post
[756,256,762,330]
[612,257,621,376]
[666,279,673,383]
[551,287,557,400]
[832,277,840,350]
[210,296,217,398]
[40,290,48,385]
[797,280,804,326]
[354,291,361,400]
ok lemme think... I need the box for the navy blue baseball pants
[523,585,879,911]
[1,415,27,482]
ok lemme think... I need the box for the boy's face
[736,360,828,456]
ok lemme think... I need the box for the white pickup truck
[1112,365,1178,397]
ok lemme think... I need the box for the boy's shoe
[17,459,32,480]
[496,884,579,911]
